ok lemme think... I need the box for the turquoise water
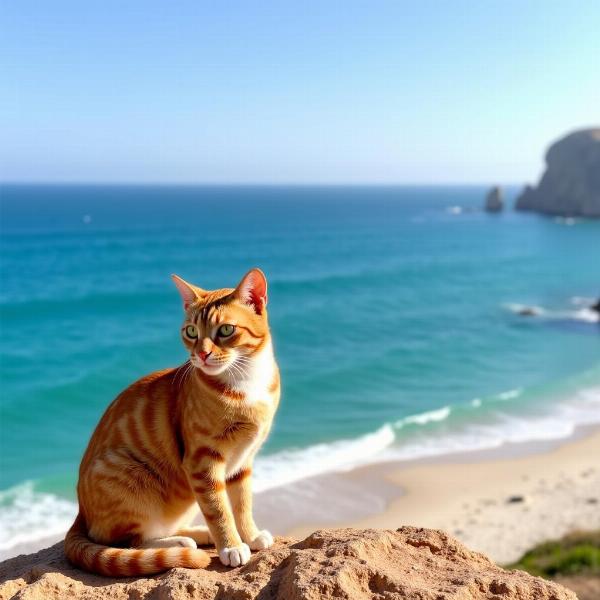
[1,184,599,551]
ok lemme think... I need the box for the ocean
[1,184,599,554]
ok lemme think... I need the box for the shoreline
[2,425,599,564]
[263,424,600,564]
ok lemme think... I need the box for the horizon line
[0,180,525,187]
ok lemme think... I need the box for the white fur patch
[142,503,199,541]
[226,430,264,479]
[226,341,276,406]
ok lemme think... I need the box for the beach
[255,426,600,565]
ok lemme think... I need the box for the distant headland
[515,128,600,218]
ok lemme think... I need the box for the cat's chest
[224,422,268,477]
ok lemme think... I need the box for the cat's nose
[198,351,211,362]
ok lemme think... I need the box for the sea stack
[515,128,600,218]
[484,185,503,212]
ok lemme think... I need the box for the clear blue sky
[1,1,599,184]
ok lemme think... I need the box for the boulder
[516,128,600,217]
[0,527,576,600]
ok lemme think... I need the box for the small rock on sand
[507,495,528,504]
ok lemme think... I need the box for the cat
[64,268,280,576]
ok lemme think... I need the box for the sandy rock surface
[0,527,575,600]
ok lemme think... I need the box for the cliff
[0,527,576,600]
[515,128,600,217]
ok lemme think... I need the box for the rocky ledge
[0,527,575,600]
[516,127,600,217]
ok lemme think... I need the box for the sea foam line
[394,406,451,427]
[254,424,396,493]
[0,481,77,552]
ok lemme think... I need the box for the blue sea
[1,184,599,554]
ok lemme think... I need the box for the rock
[0,527,576,600]
[507,495,527,504]
[485,186,504,212]
[516,308,538,317]
[516,128,600,217]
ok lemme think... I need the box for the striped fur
[65,514,210,575]
[65,269,280,576]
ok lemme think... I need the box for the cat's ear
[234,268,268,315]
[171,274,205,310]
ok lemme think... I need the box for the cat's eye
[184,324,198,339]
[218,324,235,337]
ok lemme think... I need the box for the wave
[385,383,600,462]
[394,406,451,427]
[0,482,77,552]
[253,424,395,493]
[504,302,599,323]
[496,388,523,401]
[256,380,600,487]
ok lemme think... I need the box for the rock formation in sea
[485,186,504,212]
[515,128,600,217]
[0,527,576,600]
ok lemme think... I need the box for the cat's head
[172,269,270,376]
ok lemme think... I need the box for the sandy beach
[259,426,600,565]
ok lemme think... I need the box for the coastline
[2,425,599,565]
[263,424,600,565]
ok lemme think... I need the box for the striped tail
[64,514,211,576]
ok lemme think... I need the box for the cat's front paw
[248,529,274,551]
[219,543,251,567]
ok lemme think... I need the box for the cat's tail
[64,514,211,576]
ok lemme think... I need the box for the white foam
[544,308,599,323]
[254,424,395,493]
[504,303,545,316]
[554,217,578,226]
[384,385,600,463]
[446,206,463,215]
[0,481,77,552]
[570,308,600,323]
[504,302,599,323]
[496,388,523,401]
[395,406,451,427]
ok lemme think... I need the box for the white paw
[249,529,274,551]
[174,536,198,549]
[219,543,251,567]
[140,535,197,549]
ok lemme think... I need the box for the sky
[1,1,599,184]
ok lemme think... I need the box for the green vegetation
[509,531,600,578]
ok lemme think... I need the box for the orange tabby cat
[64,269,280,576]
